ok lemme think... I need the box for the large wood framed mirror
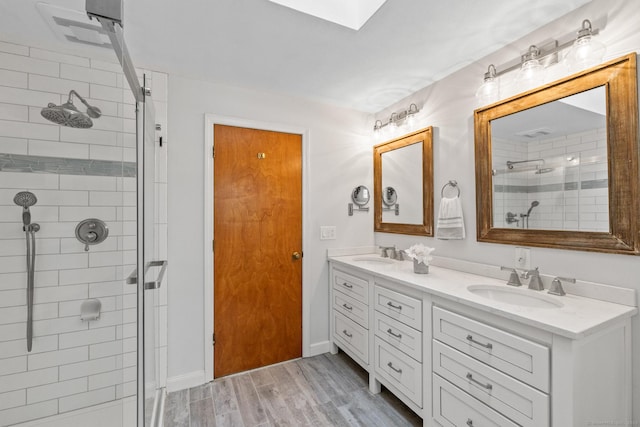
[374,126,433,235]
[475,54,639,254]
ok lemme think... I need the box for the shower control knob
[75,219,108,252]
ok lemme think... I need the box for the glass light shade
[475,77,500,105]
[564,35,606,73]
[516,58,544,91]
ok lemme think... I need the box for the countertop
[329,254,638,340]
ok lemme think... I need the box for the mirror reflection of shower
[40,90,102,128]
[505,200,540,229]
[13,191,40,352]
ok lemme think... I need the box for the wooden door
[213,124,302,378]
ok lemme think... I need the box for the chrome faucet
[500,266,522,287]
[379,245,405,260]
[524,268,544,291]
[379,245,397,259]
[549,276,575,296]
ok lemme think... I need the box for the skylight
[268,0,388,30]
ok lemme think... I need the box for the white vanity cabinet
[430,299,633,427]
[328,257,636,427]
[330,266,372,367]
[373,280,424,411]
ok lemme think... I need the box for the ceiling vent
[37,2,111,48]
[515,127,553,138]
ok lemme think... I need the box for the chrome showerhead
[13,191,37,208]
[40,90,101,128]
[14,191,37,226]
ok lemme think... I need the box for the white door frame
[203,113,311,382]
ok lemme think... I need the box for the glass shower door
[137,73,165,426]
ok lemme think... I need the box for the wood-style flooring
[163,351,422,427]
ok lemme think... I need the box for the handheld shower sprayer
[526,200,540,217]
[13,191,37,227]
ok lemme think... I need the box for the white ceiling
[0,0,592,113]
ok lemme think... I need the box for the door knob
[292,251,301,260]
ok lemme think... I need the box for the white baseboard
[166,370,206,392]
[306,340,332,357]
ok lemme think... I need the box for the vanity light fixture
[564,19,606,72]
[373,103,420,133]
[475,19,604,104]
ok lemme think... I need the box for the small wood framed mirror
[474,54,639,254]
[374,127,434,235]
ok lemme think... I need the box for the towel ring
[441,180,460,197]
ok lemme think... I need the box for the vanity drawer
[374,311,422,362]
[374,285,422,331]
[333,311,368,364]
[333,290,368,328]
[333,268,369,304]
[433,306,549,392]
[433,340,548,427]
[433,374,519,427]
[373,336,422,407]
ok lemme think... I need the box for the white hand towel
[436,196,465,240]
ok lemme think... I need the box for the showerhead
[526,200,540,217]
[13,191,37,208]
[40,90,101,128]
[14,191,37,226]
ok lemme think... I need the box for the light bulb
[565,20,605,73]
[476,65,500,105]
[516,46,544,91]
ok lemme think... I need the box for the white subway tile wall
[0,39,168,425]
[491,128,607,231]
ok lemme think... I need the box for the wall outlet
[514,247,530,270]
[320,226,337,240]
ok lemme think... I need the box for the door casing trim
[203,114,310,381]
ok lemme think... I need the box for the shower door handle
[126,260,168,290]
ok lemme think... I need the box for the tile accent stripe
[494,179,608,193]
[0,153,136,177]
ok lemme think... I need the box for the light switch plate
[320,226,336,240]
[514,247,530,270]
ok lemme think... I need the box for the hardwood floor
[164,351,423,427]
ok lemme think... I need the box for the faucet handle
[500,266,522,287]
[548,276,575,296]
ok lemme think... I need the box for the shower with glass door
[0,0,166,426]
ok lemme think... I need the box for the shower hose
[24,225,37,352]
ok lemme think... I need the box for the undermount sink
[352,256,395,265]
[467,284,563,309]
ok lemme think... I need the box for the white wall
[166,79,373,380]
[374,0,640,421]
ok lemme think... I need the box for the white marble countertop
[329,254,638,340]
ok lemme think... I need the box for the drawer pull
[386,301,402,310]
[386,328,402,339]
[466,334,493,349]
[466,373,493,390]
[387,362,403,374]
[342,330,353,338]
[342,303,353,311]
[466,419,474,427]
[341,282,353,289]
